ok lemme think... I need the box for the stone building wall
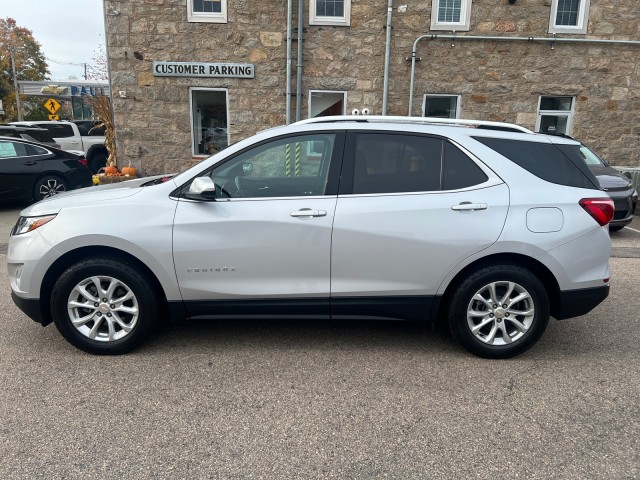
[105,0,640,175]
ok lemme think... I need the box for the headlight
[11,215,57,236]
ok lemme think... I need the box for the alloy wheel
[466,281,535,346]
[67,275,139,342]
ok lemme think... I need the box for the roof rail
[293,115,533,133]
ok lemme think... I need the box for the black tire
[51,257,159,355]
[448,264,549,359]
[88,151,108,173]
[34,175,67,201]
[609,225,624,232]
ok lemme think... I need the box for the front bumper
[554,285,610,320]
[609,189,637,227]
[11,292,50,326]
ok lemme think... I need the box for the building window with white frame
[430,0,472,31]
[549,0,590,34]
[536,96,575,135]
[309,90,347,118]
[190,88,229,156]
[423,94,461,119]
[308,90,346,155]
[187,0,227,23]
[309,0,351,26]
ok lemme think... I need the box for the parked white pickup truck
[11,120,108,173]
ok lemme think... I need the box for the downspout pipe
[286,0,293,124]
[408,33,640,116]
[295,0,303,121]
[381,0,393,115]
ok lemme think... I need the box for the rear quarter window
[473,137,598,189]
[442,142,488,190]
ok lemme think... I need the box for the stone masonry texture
[105,0,640,175]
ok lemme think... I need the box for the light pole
[9,46,23,121]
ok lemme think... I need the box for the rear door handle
[451,202,488,211]
[23,161,37,166]
[290,209,327,218]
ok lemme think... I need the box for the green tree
[0,17,50,121]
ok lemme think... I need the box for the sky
[2,0,106,81]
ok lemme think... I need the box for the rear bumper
[554,285,609,320]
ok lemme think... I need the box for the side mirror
[603,159,610,167]
[184,176,217,201]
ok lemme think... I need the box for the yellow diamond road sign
[44,98,60,114]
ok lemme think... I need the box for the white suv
[7,116,614,358]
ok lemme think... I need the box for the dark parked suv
[576,141,638,231]
[0,124,61,149]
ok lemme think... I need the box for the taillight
[78,157,88,167]
[579,198,615,226]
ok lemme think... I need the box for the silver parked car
[7,116,614,358]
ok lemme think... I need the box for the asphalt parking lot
[0,204,639,479]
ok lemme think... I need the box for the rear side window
[23,130,55,144]
[350,134,489,194]
[474,137,597,189]
[0,129,19,139]
[353,134,442,194]
[40,123,75,138]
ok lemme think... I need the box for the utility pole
[9,46,23,121]
[83,63,88,80]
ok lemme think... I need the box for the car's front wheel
[448,265,550,359]
[51,257,159,354]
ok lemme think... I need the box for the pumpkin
[104,165,119,175]
[121,166,137,176]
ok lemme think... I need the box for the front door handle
[451,202,488,212]
[23,161,37,166]
[290,209,327,218]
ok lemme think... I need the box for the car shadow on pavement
[141,317,459,357]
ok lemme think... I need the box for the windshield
[579,144,604,166]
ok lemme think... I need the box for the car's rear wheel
[609,225,624,232]
[34,175,67,201]
[51,257,159,354]
[448,265,549,359]
[88,151,108,173]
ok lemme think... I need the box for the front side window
[0,141,45,158]
[536,96,575,135]
[549,0,590,34]
[423,94,461,119]
[430,0,472,31]
[209,134,336,199]
[310,0,351,26]
[187,0,227,23]
[190,88,229,157]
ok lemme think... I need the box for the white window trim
[430,0,472,32]
[549,0,590,35]
[309,0,351,27]
[535,96,576,135]
[422,94,461,119]
[308,90,348,118]
[187,0,228,24]
[189,87,230,158]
